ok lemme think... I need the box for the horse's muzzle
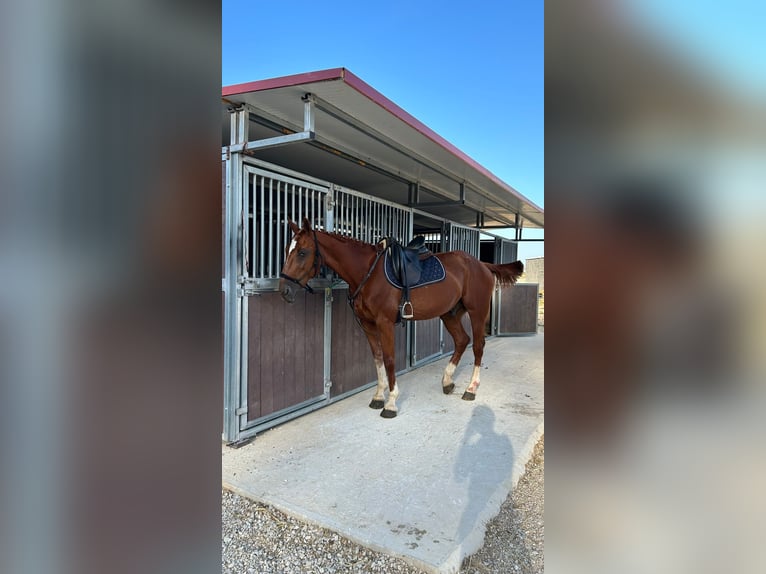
[280,282,295,304]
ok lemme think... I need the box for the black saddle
[383,236,433,320]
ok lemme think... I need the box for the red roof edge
[222,68,346,97]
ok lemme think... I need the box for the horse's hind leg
[360,319,386,410]
[462,304,490,401]
[440,308,469,395]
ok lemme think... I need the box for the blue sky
[223,1,544,259]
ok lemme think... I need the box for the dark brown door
[497,283,539,335]
[246,291,326,422]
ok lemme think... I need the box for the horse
[279,218,524,418]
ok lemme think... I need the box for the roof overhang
[222,68,543,229]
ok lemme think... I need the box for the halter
[279,230,323,294]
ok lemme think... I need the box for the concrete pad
[222,334,544,574]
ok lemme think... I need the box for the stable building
[222,68,544,444]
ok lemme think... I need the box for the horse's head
[279,217,321,303]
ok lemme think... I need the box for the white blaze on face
[288,238,297,255]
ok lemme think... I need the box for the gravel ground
[459,436,544,574]
[222,436,543,574]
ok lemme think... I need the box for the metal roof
[222,68,543,229]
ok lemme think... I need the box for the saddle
[382,236,432,320]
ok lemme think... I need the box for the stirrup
[401,301,414,320]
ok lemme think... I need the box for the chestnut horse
[279,218,524,418]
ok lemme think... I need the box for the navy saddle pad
[384,252,446,289]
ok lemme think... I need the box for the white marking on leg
[288,238,297,254]
[384,382,399,412]
[372,360,387,402]
[442,362,457,386]
[466,366,481,393]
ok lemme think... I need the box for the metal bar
[298,186,303,230]
[238,108,249,144]
[260,178,265,278]
[325,186,334,235]
[238,394,328,434]
[242,173,249,278]
[407,200,466,208]
[408,182,420,205]
[346,191,351,235]
[239,292,249,429]
[223,138,243,443]
[230,111,239,145]
[276,178,281,271]
[303,93,316,133]
[323,287,332,398]
[242,156,332,189]
[365,199,370,242]
[354,195,359,240]
[228,131,314,154]
[268,180,274,277]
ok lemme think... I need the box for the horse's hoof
[443,383,455,395]
[369,399,385,409]
[380,409,398,418]
[461,391,476,401]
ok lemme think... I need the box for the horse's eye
[298,249,308,257]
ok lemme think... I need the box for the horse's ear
[288,219,300,234]
[301,217,312,232]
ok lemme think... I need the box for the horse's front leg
[360,319,386,410]
[378,321,399,418]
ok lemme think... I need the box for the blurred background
[1,2,221,573]
[546,0,766,572]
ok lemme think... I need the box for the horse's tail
[484,260,524,286]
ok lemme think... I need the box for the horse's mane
[319,229,377,251]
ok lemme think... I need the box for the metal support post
[222,105,249,443]
[226,96,316,154]
[302,93,316,133]
[323,288,333,397]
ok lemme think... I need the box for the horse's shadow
[453,405,517,550]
